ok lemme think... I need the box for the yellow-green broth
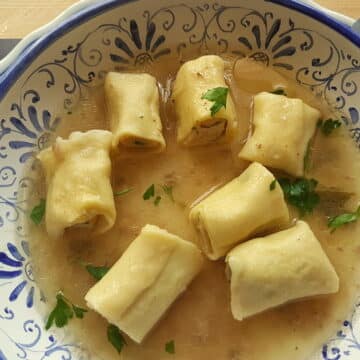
[29,55,360,360]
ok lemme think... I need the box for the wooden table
[0,0,358,39]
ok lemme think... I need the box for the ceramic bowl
[0,1,359,359]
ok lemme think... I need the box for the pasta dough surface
[189,162,289,260]
[85,224,203,343]
[105,72,166,151]
[37,130,115,239]
[239,92,320,176]
[172,55,237,146]
[226,221,339,321]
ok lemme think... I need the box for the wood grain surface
[0,0,358,39]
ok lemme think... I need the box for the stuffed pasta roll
[172,55,237,146]
[105,72,166,152]
[226,221,339,321]
[37,130,116,239]
[189,162,289,260]
[85,224,203,343]
[239,92,320,176]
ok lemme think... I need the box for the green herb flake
[154,196,162,206]
[165,340,175,354]
[201,87,229,116]
[318,118,342,136]
[85,264,110,281]
[328,206,360,232]
[72,304,87,319]
[162,184,174,202]
[269,179,277,191]
[278,178,320,216]
[30,199,46,225]
[114,188,133,197]
[143,184,155,200]
[270,88,287,96]
[107,324,127,354]
[304,141,312,173]
[45,292,87,330]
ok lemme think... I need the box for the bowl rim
[0,0,359,103]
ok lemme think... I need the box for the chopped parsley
[165,340,175,354]
[162,184,174,202]
[107,324,127,354]
[328,205,360,232]
[318,119,342,136]
[85,264,110,281]
[154,196,162,206]
[30,199,46,225]
[45,291,87,330]
[143,184,155,200]
[143,183,177,206]
[269,179,277,191]
[278,178,320,216]
[201,87,229,116]
[270,88,287,96]
[304,141,312,173]
[114,188,133,197]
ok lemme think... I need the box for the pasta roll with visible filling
[85,224,203,343]
[37,130,116,239]
[189,162,289,260]
[172,55,237,146]
[226,221,339,321]
[105,72,166,152]
[239,92,320,176]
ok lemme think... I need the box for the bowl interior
[0,0,359,359]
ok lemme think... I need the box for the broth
[29,55,360,360]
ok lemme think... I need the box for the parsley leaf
[270,88,287,96]
[107,324,127,354]
[114,188,133,197]
[328,206,360,232]
[72,305,87,319]
[30,199,46,225]
[269,179,277,191]
[278,178,320,216]
[201,87,229,116]
[45,292,87,330]
[304,141,313,173]
[143,184,155,200]
[165,340,175,354]
[162,185,174,202]
[318,119,342,136]
[154,196,162,206]
[85,264,110,281]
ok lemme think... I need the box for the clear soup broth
[29,55,360,360]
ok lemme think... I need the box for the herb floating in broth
[201,87,229,116]
[165,340,175,354]
[107,324,127,354]
[269,179,277,191]
[303,141,312,173]
[85,264,110,281]
[30,199,46,225]
[318,119,342,136]
[278,178,320,216]
[143,184,155,200]
[270,88,287,96]
[328,206,360,232]
[154,196,162,206]
[143,184,176,206]
[45,291,87,330]
[114,188,134,197]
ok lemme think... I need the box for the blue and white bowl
[0,1,359,359]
